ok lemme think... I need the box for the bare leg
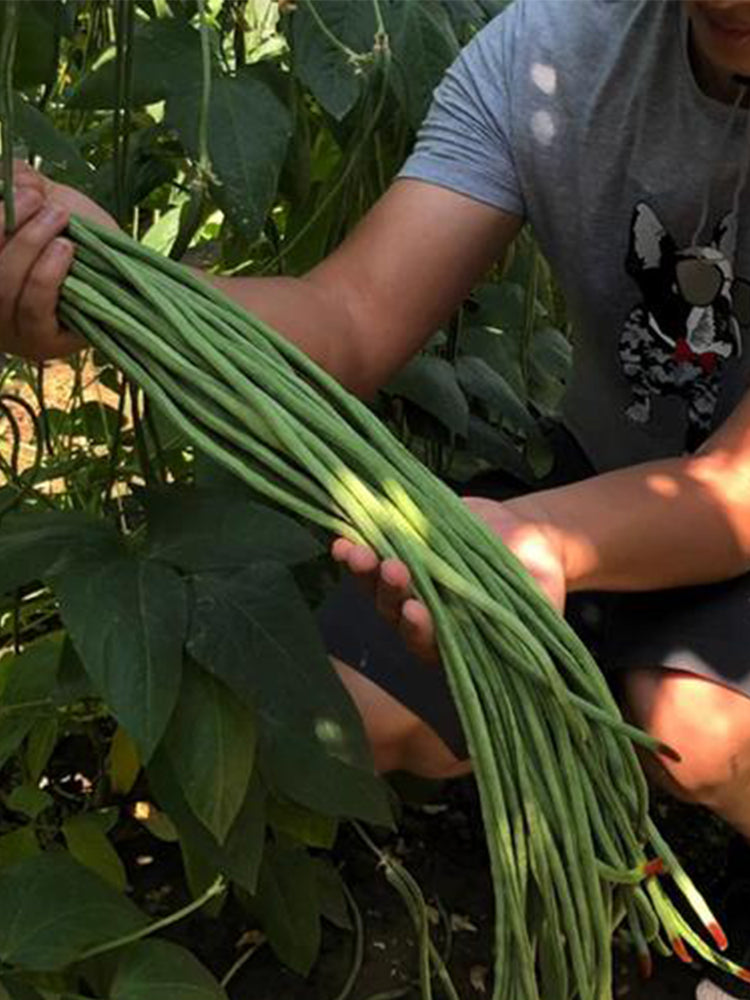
[333,658,471,780]
[624,667,750,840]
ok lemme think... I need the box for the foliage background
[0,2,570,997]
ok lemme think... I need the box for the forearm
[507,452,750,594]
[208,272,370,396]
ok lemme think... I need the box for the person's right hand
[0,161,115,361]
[331,494,568,666]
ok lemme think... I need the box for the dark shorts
[317,424,750,759]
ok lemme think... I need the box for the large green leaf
[0,510,117,597]
[187,562,391,825]
[251,842,321,976]
[0,2,61,88]
[12,95,94,194]
[386,355,469,437]
[54,552,187,762]
[164,659,256,844]
[0,852,147,971]
[90,124,177,219]
[289,2,374,120]
[67,19,204,109]
[388,1,459,129]
[111,940,228,1000]
[144,485,321,572]
[0,828,40,872]
[166,66,292,242]
[148,755,266,895]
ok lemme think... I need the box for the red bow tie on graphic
[672,338,717,373]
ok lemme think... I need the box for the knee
[624,668,750,808]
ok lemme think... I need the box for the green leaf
[461,323,525,398]
[112,940,228,1000]
[62,815,127,892]
[25,718,59,784]
[313,858,352,931]
[289,2,372,120]
[0,637,62,769]
[68,19,204,109]
[465,416,532,483]
[70,402,122,445]
[187,563,391,826]
[0,510,117,596]
[0,2,61,88]
[141,205,183,257]
[6,786,52,821]
[386,355,469,437]
[12,95,94,194]
[166,66,292,242]
[164,659,256,844]
[528,326,572,414]
[90,124,176,218]
[267,798,338,850]
[0,975,44,1000]
[456,355,535,432]
[252,842,321,975]
[388,1,459,129]
[525,427,555,480]
[55,553,187,762]
[144,485,321,572]
[441,0,490,37]
[0,828,40,872]
[53,637,96,707]
[0,852,147,971]
[108,727,141,797]
[148,757,266,895]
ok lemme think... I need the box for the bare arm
[0,170,521,393]
[209,179,521,396]
[336,388,750,663]
[509,391,750,593]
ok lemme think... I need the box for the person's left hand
[331,494,567,665]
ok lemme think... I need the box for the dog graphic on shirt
[619,201,745,451]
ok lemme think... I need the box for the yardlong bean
[39,213,750,998]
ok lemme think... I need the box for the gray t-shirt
[399,0,750,472]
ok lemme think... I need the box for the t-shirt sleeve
[398,4,525,218]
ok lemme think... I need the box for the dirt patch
[0,354,122,485]
[194,781,725,1000]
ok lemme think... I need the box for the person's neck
[688,22,750,105]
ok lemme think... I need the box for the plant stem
[220,935,266,990]
[0,0,19,234]
[302,0,366,64]
[77,876,227,962]
[330,881,365,1000]
[197,0,212,180]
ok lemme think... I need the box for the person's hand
[331,494,567,665]
[0,161,115,361]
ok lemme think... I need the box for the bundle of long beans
[31,214,743,999]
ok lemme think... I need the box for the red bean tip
[708,921,728,952]
[643,857,665,878]
[672,937,692,964]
